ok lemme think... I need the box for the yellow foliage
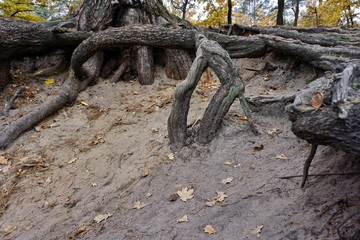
[300,0,359,27]
[0,0,47,21]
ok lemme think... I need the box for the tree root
[168,34,255,151]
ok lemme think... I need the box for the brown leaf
[177,187,194,202]
[94,213,112,223]
[220,177,233,184]
[133,201,147,209]
[167,193,179,202]
[0,155,8,165]
[203,225,216,234]
[224,161,232,166]
[4,225,16,235]
[215,191,227,202]
[168,153,174,160]
[250,225,264,237]
[176,215,188,223]
[239,115,248,121]
[311,91,324,109]
[276,154,289,161]
[206,200,216,207]
[253,144,264,151]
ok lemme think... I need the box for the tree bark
[168,34,253,150]
[276,0,285,25]
[227,0,232,25]
[165,49,192,80]
[294,0,300,27]
[286,64,360,155]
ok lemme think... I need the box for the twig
[3,87,22,116]
[280,172,360,180]
[301,143,318,188]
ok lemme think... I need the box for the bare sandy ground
[1,55,359,239]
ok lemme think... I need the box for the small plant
[355,84,360,89]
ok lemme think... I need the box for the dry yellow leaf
[239,115,248,121]
[220,177,233,184]
[67,158,77,164]
[203,225,216,234]
[4,225,16,235]
[224,161,232,166]
[0,155,8,165]
[94,213,112,223]
[80,101,89,106]
[44,78,55,85]
[250,225,264,237]
[276,154,289,161]
[177,187,194,202]
[206,200,216,207]
[311,91,324,109]
[215,191,227,202]
[168,153,174,160]
[133,201,147,209]
[145,192,153,197]
[176,215,188,223]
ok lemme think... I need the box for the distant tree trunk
[294,0,300,26]
[276,0,285,25]
[227,0,232,25]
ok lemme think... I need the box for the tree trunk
[294,0,300,27]
[276,0,285,25]
[227,0,232,25]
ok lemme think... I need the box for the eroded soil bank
[1,55,359,239]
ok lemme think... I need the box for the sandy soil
[0,54,359,240]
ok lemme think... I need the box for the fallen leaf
[254,144,264,151]
[49,122,60,128]
[224,161,232,165]
[91,182,97,187]
[67,158,77,164]
[146,192,153,197]
[276,154,289,161]
[177,187,194,202]
[34,126,43,132]
[168,193,179,202]
[75,226,87,236]
[94,213,112,223]
[220,177,233,184]
[215,191,227,202]
[311,91,324,109]
[250,225,264,237]
[206,200,216,207]
[44,78,55,85]
[239,115,248,121]
[142,169,150,177]
[267,128,279,135]
[167,153,174,160]
[203,225,216,234]
[80,101,89,106]
[133,201,147,209]
[4,225,16,235]
[176,215,188,223]
[0,155,8,165]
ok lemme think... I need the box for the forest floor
[0,53,359,240]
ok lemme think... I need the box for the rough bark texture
[135,46,154,85]
[168,35,252,150]
[165,49,192,80]
[0,18,91,58]
[276,0,284,25]
[286,64,360,155]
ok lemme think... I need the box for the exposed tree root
[168,34,254,151]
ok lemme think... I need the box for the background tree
[300,0,359,27]
[276,0,285,25]
[170,0,196,20]
[0,0,47,21]
[234,0,275,25]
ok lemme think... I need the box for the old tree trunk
[0,0,359,173]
